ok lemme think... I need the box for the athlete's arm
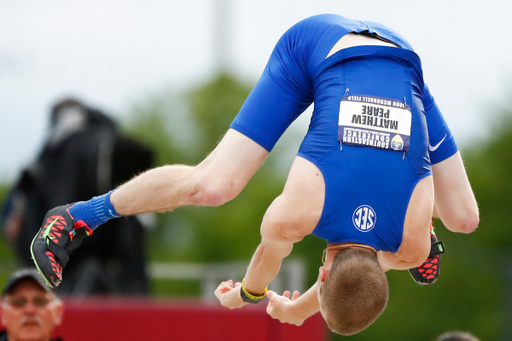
[215,156,323,309]
[266,280,321,326]
[214,210,299,309]
[214,236,296,309]
[243,156,325,294]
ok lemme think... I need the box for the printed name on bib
[338,95,412,152]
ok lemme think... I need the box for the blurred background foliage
[0,72,511,340]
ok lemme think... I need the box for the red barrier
[49,298,327,341]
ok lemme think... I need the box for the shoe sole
[30,233,55,288]
[408,268,436,286]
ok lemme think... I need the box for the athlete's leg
[243,156,325,294]
[378,175,434,270]
[432,152,479,233]
[31,129,269,287]
[111,129,269,215]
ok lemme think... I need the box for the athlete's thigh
[260,156,325,241]
[197,129,269,190]
[397,175,434,263]
[432,151,479,232]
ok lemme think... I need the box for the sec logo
[352,205,377,232]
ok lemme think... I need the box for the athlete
[31,14,478,335]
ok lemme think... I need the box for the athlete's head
[318,247,388,335]
[436,331,480,341]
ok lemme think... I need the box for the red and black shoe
[30,205,93,288]
[408,223,445,286]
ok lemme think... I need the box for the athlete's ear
[318,266,330,283]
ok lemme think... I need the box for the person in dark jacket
[2,98,154,295]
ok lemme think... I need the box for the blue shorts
[230,14,457,252]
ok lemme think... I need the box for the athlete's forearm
[244,240,293,295]
[288,282,321,320]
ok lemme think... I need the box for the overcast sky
[1,0,511,181]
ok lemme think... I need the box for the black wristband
[239,278,267,304]
[240,286,261,304]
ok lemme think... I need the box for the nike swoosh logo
[42,216,61,244]
[428,135,447,152]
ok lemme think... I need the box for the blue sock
[68,190,122,230]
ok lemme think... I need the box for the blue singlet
[230,14,457,252]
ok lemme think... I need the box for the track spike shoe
[408,222,445,286]
[30,204,93,287]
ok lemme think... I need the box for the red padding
[44,297,327,341]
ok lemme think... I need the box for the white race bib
[338,95,412,152]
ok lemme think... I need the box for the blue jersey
[230,14,457,252]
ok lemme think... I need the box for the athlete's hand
[214,280,247,309]
[266,290,305,326]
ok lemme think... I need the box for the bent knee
[400,249,430,268]
[190,178,243,206]
[396,236,430,268]
[445,209,479,234]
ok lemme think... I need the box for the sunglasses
[5,296,52,308]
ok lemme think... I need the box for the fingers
[265,291,303,326]
[220,280,234,290]
[266,291,278,315]
[266,299,274,314]
[267,290,300,302]
[214,280,234,299]
[282,290,300,301]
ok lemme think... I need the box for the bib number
[338,95,411,152]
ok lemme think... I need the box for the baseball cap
[1,269,52,297]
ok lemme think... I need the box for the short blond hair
[436,331,480,341]
[319,248,388,335]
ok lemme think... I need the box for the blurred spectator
[436,331,480,341]
[0,268,64,341]
[1,98,154,295]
